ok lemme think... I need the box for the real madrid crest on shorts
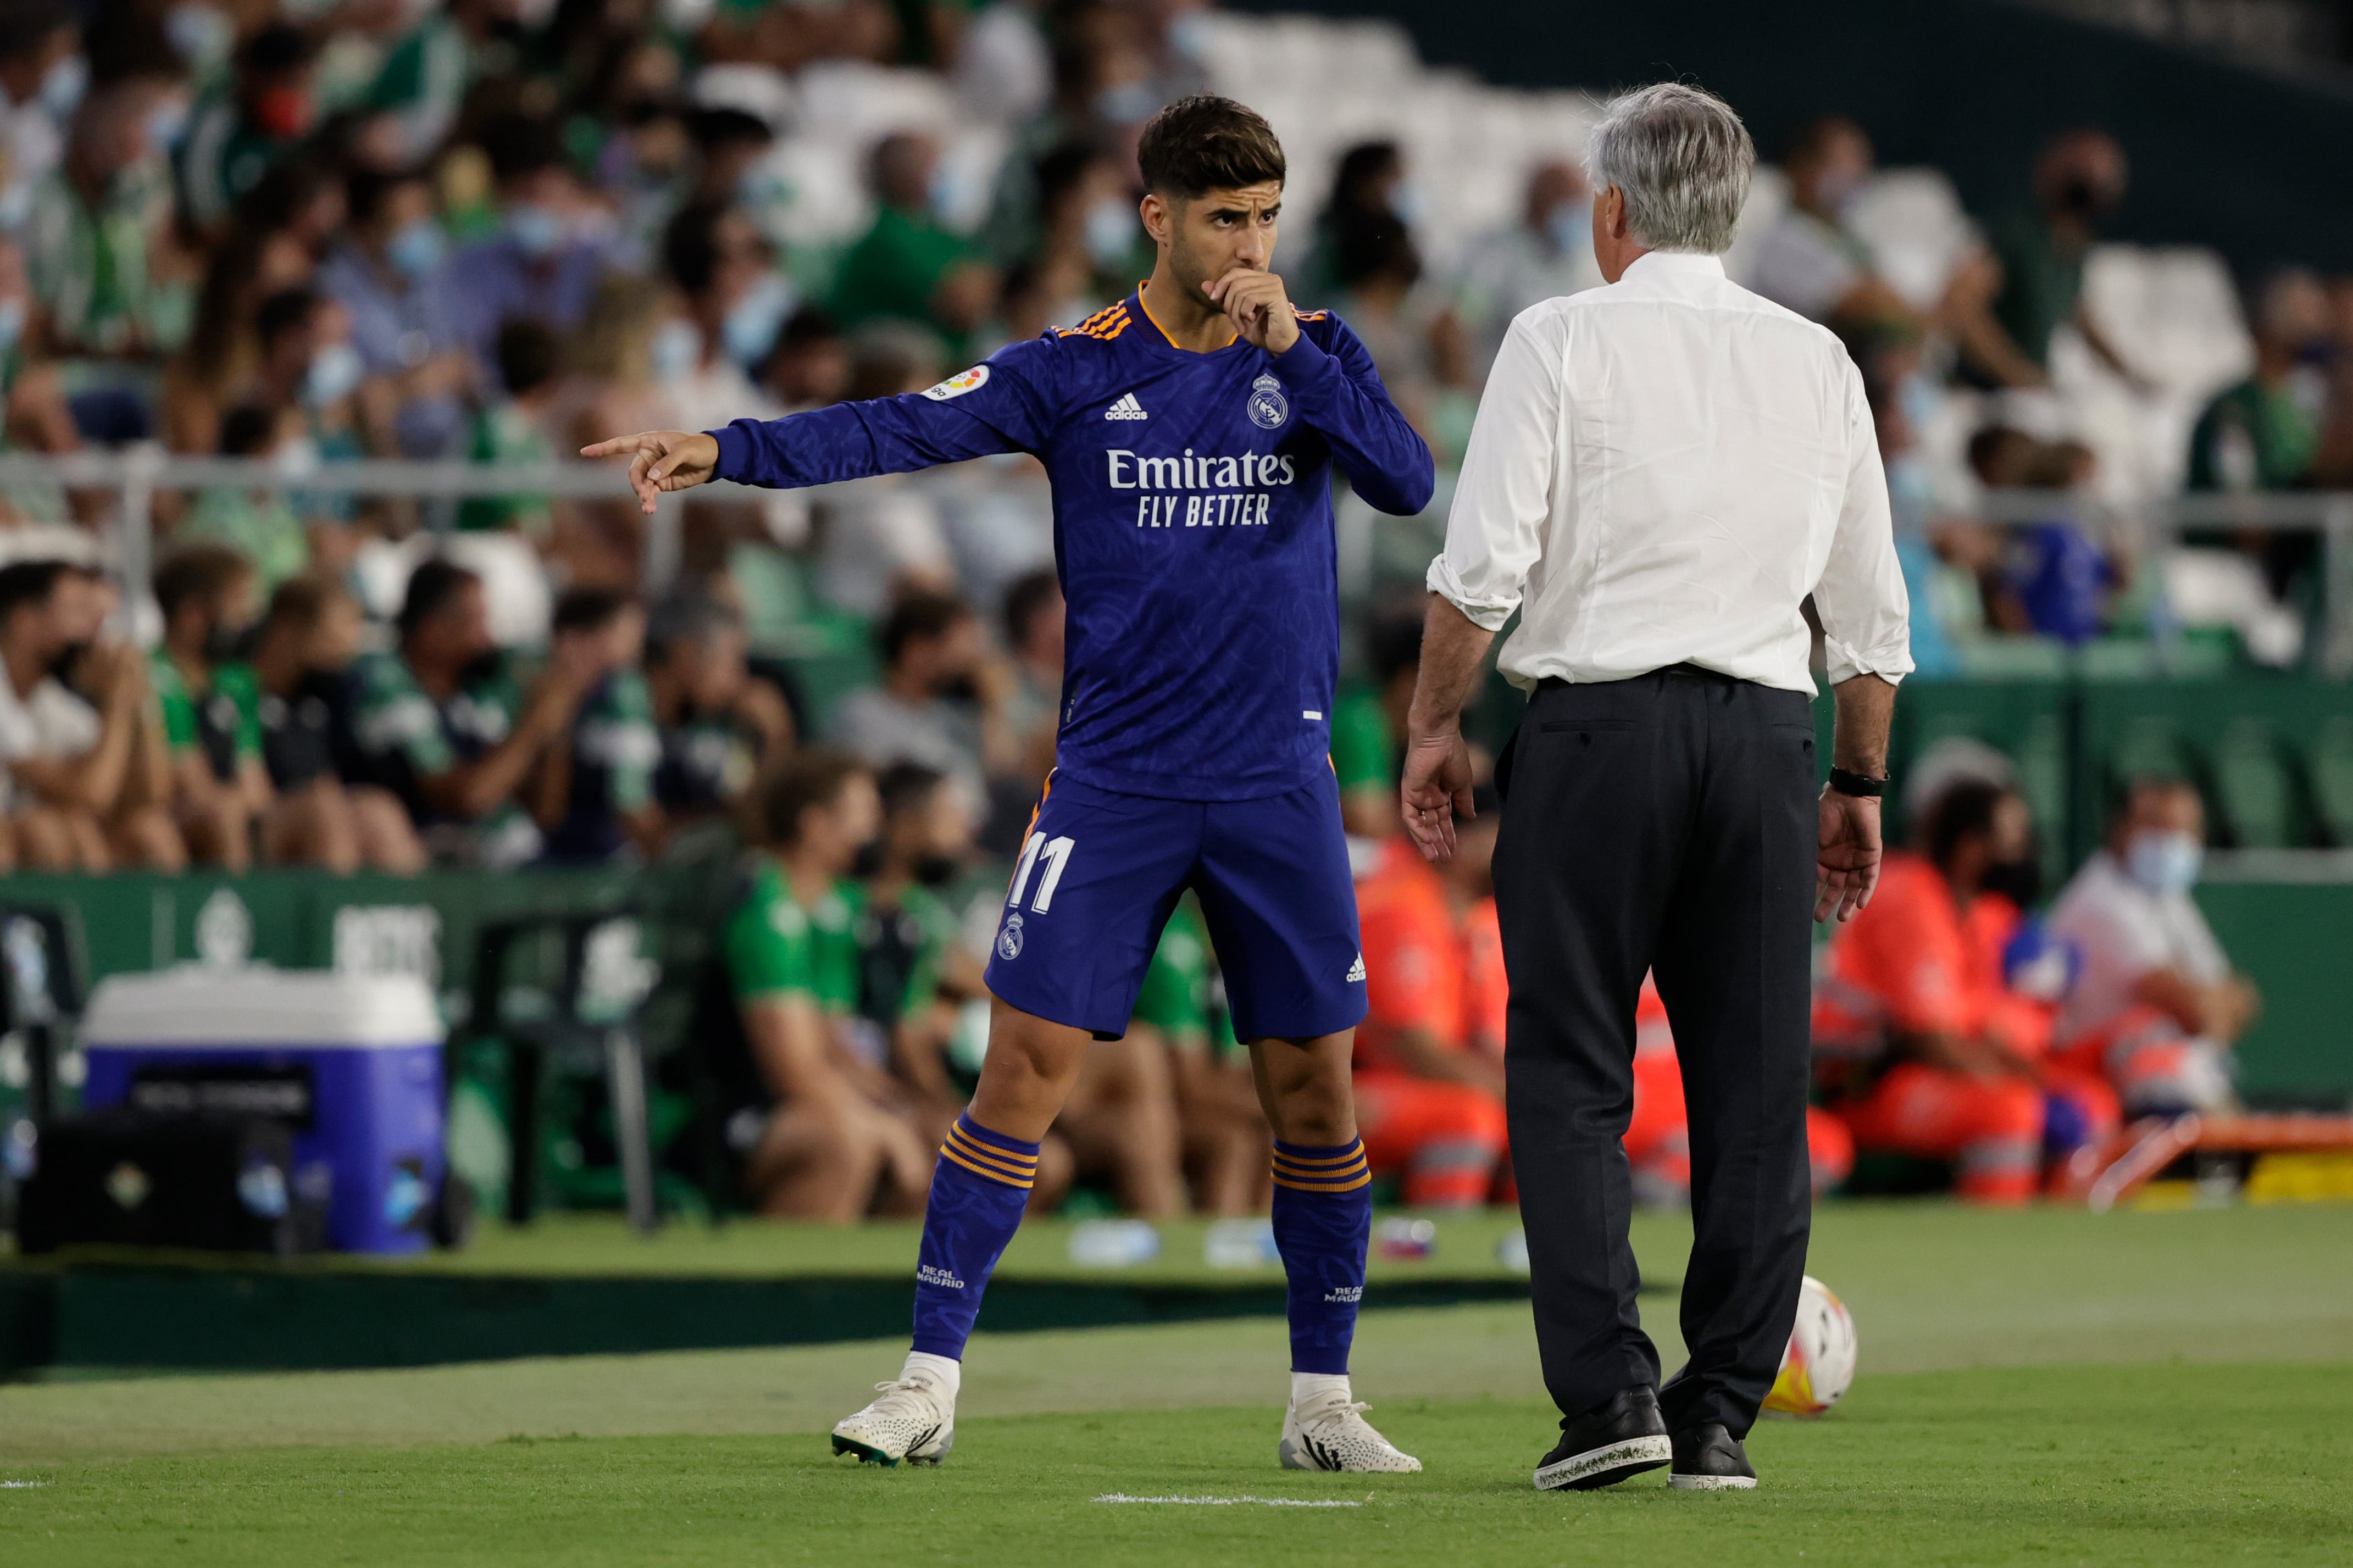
[1246,372,1289,430]
[996,911,1025,960]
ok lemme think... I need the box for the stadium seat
[1844,168,1974,312]
[2209,719,2304,849]
[2307,717,2353,847]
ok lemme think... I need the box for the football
[1764,1275,1859,1417]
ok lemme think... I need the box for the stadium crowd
[0,0,2318,1214]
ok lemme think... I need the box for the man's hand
[1205,268,1300,354]
[1816,788,1883,924]
[1400,722,1475,863]
[580,430,721,515]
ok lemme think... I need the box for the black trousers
[1495,666,1817,1437]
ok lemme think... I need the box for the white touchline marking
[1,1481,51,1488]
[1094,1494,1361,1507]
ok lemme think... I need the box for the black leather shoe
[1668,1424,1758,1491]
[1533,1386,1671,1491]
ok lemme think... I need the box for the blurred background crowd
[0,0,2343,1215]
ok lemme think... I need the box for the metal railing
[1,452,2347,675]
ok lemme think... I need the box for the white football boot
[1279,1381,1423,1473]
[832,1361,956,1467]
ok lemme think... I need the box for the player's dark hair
[758,747,870,847]
[876,761,945,820]
[1136,94,1285,199]
[878,592,972,667]
[552,586,634,636]
[397,558,481,641]
[495,316,562,397]
[1001,570,1062,652]
[153,543,252,623]
[0,558,70,626]
[1921,778,2009,869]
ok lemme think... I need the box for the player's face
[1153,181,1283,305]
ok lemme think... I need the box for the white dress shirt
[1427,251,1913,694]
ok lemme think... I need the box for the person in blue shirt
[586,94,1435,1475]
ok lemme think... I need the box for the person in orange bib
[1354,787,1510,1207]
[1812,779,2108,1204]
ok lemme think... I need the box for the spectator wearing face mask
[0,231,81,521]
[149,543,269,869]
[1451,159,1602,377]
[318,166,469,458]
[2047,777,2257,1117]
[645,588,793,825]
[529,587,662,864]
[176,23,315,236]
[455,318,561,539]
[439,112,615,387]
[654,199,789,435]
[27,73,191,391]
[0,0,84,233]
[1950,128,2146,392]
[854,761,981,1134]
[830,130,997,359]
[2191,268,2345,494]
[0,558,180,870]
[175,401,308,592]
[759,306,849,414]
[343,558,601,867]
[1812,781,2117,1204]
[241,572,425,872]
[1748,118,1924,335]
[828,591,1017,816]
[1016,139,1142,331]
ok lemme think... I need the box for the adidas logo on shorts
[1104,392,1148,420]
[1346,952,1367,982]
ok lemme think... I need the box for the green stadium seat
[2210,719,2303,849]
[2309,718,2353,848]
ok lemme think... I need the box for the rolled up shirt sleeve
[1427,309,1561,632]
[1812,359,1916,686]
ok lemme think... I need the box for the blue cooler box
[79,968,445,1254]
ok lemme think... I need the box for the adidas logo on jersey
[1346,952,1367,982]
[1104,392,1148,420]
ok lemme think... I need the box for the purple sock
[1271,1137,1372,1374]
[908,1113,1039,1360]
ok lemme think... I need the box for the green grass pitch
[5,1202,2353,1565]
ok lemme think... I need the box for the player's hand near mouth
[1205,266,1301,352]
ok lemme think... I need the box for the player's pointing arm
[583,340,1061,513]
[579,430,722,516]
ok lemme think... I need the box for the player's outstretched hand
[1206,268,1300,354]
[1815,787,1884,924]
[580,430,721,515]
[1400,724,1474,863]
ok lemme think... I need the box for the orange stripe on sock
[941,1143,1035,1189]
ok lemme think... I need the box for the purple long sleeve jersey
[709,287,1435,800]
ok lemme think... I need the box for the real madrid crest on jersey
[996,911,1025,960]
[1246,372,1289,431]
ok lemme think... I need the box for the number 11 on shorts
[1008,832,1076,912]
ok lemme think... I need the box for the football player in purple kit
[585,95,1434,1472]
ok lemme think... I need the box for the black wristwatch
[1828,767,1889,799]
